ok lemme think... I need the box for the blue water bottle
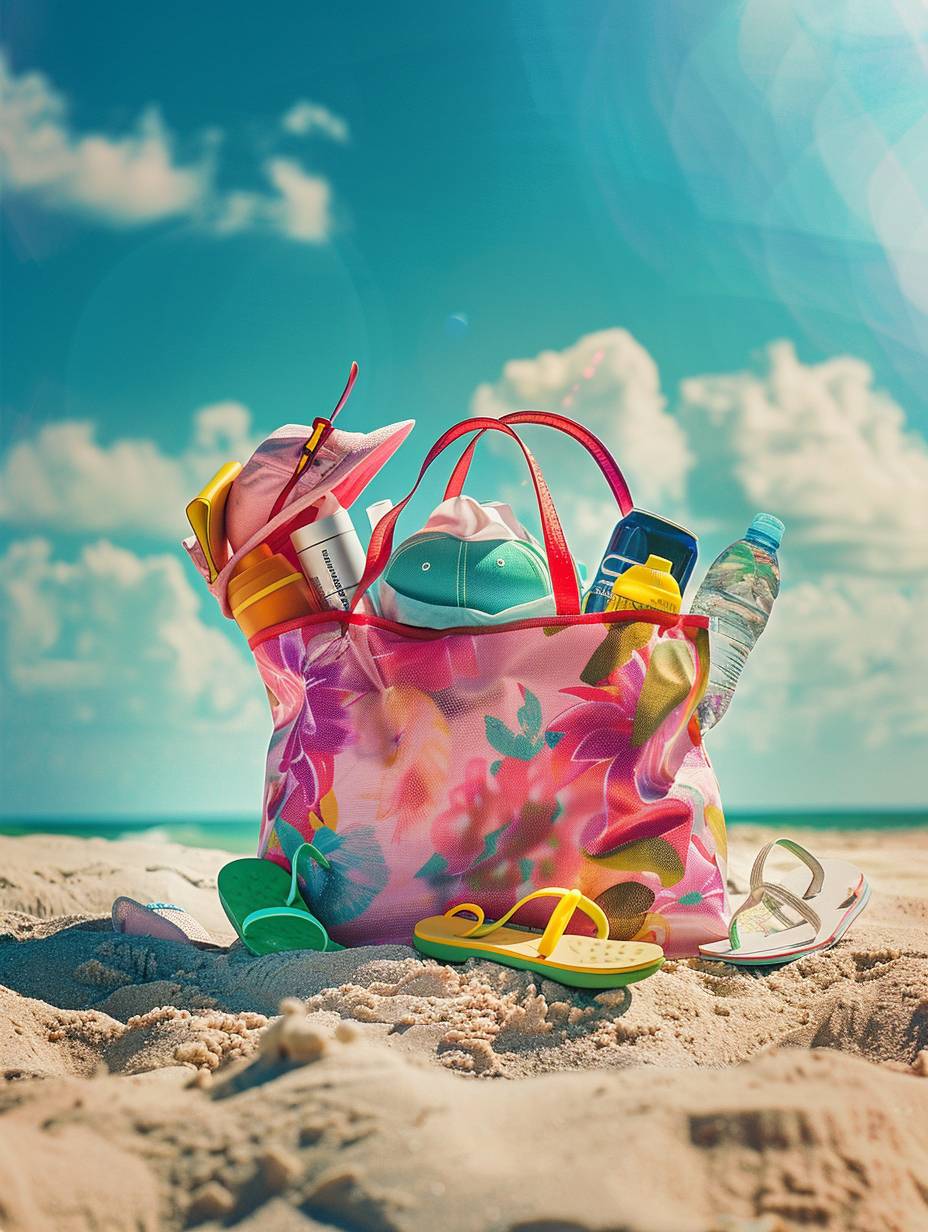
[584,510,699,613]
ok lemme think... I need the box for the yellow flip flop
[413,887,663,989]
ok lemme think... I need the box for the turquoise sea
[0,812,924,854]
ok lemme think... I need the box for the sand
[0,826,926,1232]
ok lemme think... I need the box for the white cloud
[480,330,928,577]
[282,100,349,143]
[711,574,928,751]
[678,341,928,574]
[0,402,258,538]
[215,158,332,242]
[266,157,331,241]
[0,538,262,730]
[470,329,693,565]
[0,53,212,225]
[472,329,928,757]
[676,335,928,754]
[0,53,338,243]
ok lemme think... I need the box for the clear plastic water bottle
[689,513,784,733]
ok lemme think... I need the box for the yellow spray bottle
[606,554,681,614]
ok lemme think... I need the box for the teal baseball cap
[384,533,553,615]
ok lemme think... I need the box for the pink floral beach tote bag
[247,413,729,957]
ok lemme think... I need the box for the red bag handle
[444,410,634,515]
[350,417,582,614]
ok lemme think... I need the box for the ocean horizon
[1,810,924,854]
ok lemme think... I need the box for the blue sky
[1,0,927,818]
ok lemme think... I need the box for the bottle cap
[607,553,681,613]
[291,503,354,552]
[366,499,394,530]
[748,513,785,548]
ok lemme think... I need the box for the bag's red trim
[248,607,710,651]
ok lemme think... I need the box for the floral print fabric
[252,611,728,955]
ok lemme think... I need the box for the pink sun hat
[183,364,414,616]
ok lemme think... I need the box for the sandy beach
[0,824,926,1232]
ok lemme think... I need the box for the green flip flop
[218,842,342,955]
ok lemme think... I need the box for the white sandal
[698,838,869,966]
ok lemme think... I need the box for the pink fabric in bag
[246,414,729,956]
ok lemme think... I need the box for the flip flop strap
[445,887,609,957]
[285,841,332,907]
[238,842,332,949]
[729,880,821,950]
[750,838,824,900]
[241,905,329,945]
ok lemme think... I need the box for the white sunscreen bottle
[291,501,368,612]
